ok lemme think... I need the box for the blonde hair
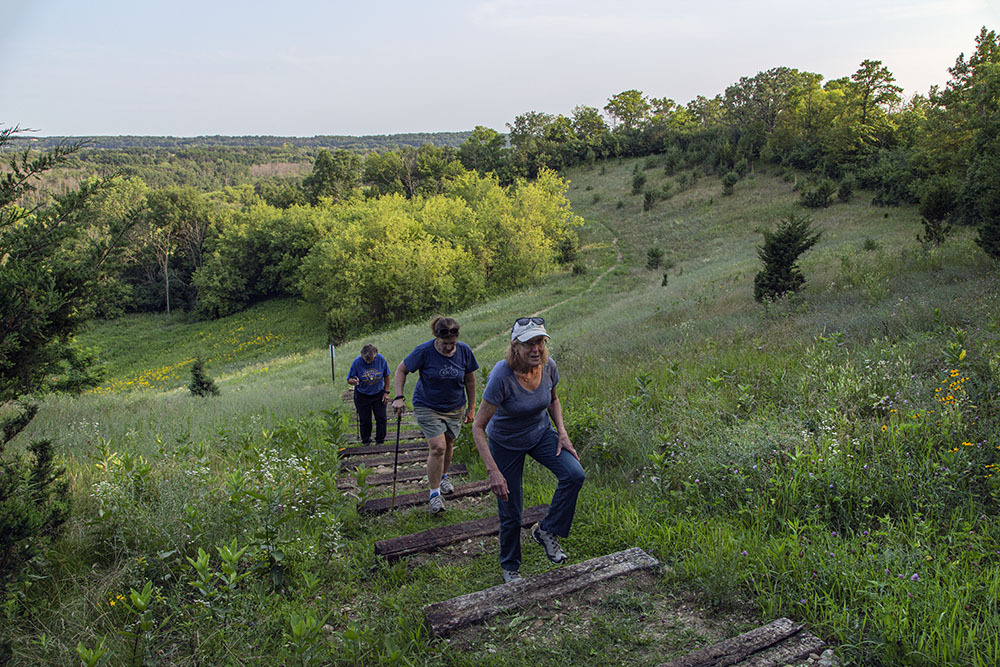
[504,339,549,373]
[361,343,377,363]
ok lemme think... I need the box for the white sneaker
[440,476,455,495]
[429,494,445,514]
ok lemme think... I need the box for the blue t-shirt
[482,358,559,450]
[403,340,479,411]
[348,354,391,396]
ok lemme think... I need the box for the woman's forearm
[548,396,568,433]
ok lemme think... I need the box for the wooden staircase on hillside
[339,396,830,666]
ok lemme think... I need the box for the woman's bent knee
[562,462,585,487]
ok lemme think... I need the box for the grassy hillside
[7,160,1000,665]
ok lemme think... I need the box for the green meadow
[8,160,1000,666]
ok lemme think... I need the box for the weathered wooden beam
[360,480,491,515]
[374,504,548,560]
[660,617,824,667]
[337,464,468,489]
[339,440,428,458]
[344,430,423,443]
[340,452,427,470]
[423,547,659,638]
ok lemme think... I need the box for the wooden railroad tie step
[339,440,428,458]
[340,452,427,470]
[374,504,548,561]
[344,430,424,443]
[337,464,468,490]
[348,424,421,433]
[359,480,491,515]
[422,546,659,638]
[661,616,825,667]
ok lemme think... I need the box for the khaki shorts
[413,406,464,440]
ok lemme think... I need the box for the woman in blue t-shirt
[472,317,584,583]
[347,343,391,445]
[392,316,478,513]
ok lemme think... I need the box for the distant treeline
[9,132,471,151]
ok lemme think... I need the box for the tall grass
[6,164,1000,665]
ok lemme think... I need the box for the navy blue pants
[490,429,585,572]
[353,391,387,444]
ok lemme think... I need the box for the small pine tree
[643,190,656,212]
[721,171,738,195]
[189,357,220,396]
[977,220,1000,260]
[1,404,70,589]
[646,246,664,269]
[631,166,647,195]
[754,213,822,302]
[917,178,957,248]
[800,178,837,208]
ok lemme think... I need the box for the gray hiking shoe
[440,476,455,495]
[532,524,567,564]
[428,494,445,514]
[502,569,523,584]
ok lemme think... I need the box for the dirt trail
[472,237,621,353]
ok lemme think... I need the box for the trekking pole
[390,412,402,510]
[355,394,363,444]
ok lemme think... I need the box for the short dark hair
[361,343,377,362]
[430,315,460,338]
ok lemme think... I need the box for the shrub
[572,261,587,275]
[556,236,578,264]
[631,166,647,195]
[721,171,739,196]
[754,212,822,302]
[0,403,70,589]
[800,178,837,208]
[663,147,684,175]
[917,177,957,248]
[837,176,855,202]
[646,246,664,269]
[643,190,656,212]
[189,357,221,396]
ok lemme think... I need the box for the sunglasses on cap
[512,317,544,330]
[435,327,460,338]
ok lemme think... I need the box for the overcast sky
[2,0,997,137]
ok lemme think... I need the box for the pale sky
[2,0,997,137]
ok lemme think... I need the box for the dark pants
[354,391,387,444]
[490,429,586,572]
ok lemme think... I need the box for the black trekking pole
[355,394,363,445]
[390,412,402,510]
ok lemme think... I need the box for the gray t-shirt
[482,358,559,451]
